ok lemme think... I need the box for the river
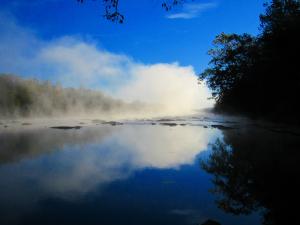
[0,114,299,225]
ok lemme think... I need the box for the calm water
[0,116,299,225]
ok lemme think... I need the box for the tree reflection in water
[201,127,300,225]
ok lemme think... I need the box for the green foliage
[200,0,300,122]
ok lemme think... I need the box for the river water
[0,115,299,225]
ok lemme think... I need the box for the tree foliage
[199,33,258,102]
[200,0,300,122]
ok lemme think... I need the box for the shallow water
[0,115,299,225]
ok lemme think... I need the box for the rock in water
[50,126,82,130]
[200,219,221,225]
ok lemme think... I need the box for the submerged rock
[159,123,177,127]
[200,219,221,225]
[50,126,82,130]
[22,123,32,126]
[156,118,174,122]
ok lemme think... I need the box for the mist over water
[0,73,213,120]
[0,12,214,119]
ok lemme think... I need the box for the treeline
[0,74,143,118]
[200,0,300,123]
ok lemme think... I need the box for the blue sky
[0,0,265,113]
[1,0,264,71]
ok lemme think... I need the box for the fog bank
[0,12,214,118]
[0,74,149,119]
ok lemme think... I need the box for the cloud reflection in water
[0,125,220,223]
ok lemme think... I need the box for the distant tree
[0,74,146,117]
[77,0,194,23]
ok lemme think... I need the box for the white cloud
[38,37,133,89]
[166,2,217,19]
[0,12,214,117]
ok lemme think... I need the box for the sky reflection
[0,125,221,224]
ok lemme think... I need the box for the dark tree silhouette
[77,0,193,23]
[199,33,258,104]
[260,0,300,34]
[199,0,300,124]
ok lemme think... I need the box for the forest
[0,74,144,118]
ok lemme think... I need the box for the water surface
[1,116,298,225]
